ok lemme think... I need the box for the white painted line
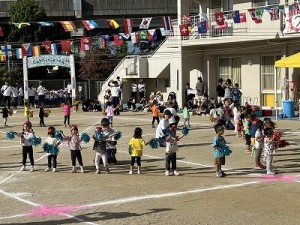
[0,189,40,207]
[85,181,260,208]
[61,213,99,225]
[0,214,27,220]
[0,174,14,185]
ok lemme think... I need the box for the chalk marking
[0,174,14,185]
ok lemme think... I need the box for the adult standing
[195,77,208,98]
[223,79,233,100]
[11,83,19,108]
[109,80,120,115]
[116,76,123,100]
[216,78,225,103]
[185,83,195,107]
[28,84,36,108]
[138,79,145,102]
[66,81,72,100]
[131,80,138,102]
[37,81,45,104]
[1,81,12,109]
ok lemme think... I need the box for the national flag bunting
[248,8,263,23]
[43,41,52,53]
[179,24,189,36]
[12,22,30,29]
[60,21,76,32]
[107,20,119,29]
[51,43,57,55]
[140,18,152,29]
[61,40,73,53]
[215,12,225,26]
[114,35,123,46]
[139,30,148,40]
[0,50,6,61]
[22,44,32,57]
[16,48,25,59]
[82,20,99,31]
[130,32,139,44]
[162,16,173,31]
[80,37,91,51]
[37,22,54,27]
[181,15,191,24]
[96,37,106,49]
[33,46,40,57]
[123,18,133,34]
[0,45,12,57]
[265,6,280,21]
[148,29,157,41]
[198,21,208,33]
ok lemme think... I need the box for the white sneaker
[71,167,76,173]
[173,170,180,176]
[165,171,170,176]
[267,170,276,175]
[52,168,57,172]
[95,170,100,174]
[137,170,141,175]
[30,166,34,172]
[19,166,25,171]
[80,167,85,173]
[44,168,50,172]
[129,170,133,175]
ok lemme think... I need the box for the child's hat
[48,127,55,134]
[214,123,224,133]
[256,120,264,128]
[23,120,32,127]
[71,125,78,131]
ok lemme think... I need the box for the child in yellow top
[128,127,149,174]
[24,102,30,121]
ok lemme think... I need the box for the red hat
[71,125,78,131]
[48,127,55,134]
[23,120,32,127]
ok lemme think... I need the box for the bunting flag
[101,35,110,41]
[12,22,30,29]
[162,16,173,31]
[130,32,140,44]
[240,13,247,23]
[266,6,280,21]
[61,40,72,53]
[233,10,241,23]
[120,33,130,40]
[139,18,152,29]
[37,22,54,26]
[16,48,25,59]
[199,13,209,21]
[123,18,133,34]
[248,8,263,23]
[114,35,123,46]
[80,37,91,51]
[179,24,189,36]
[60,21,76,32]
[43,41,52,53]
[288,2,299,17]
[96,37,106,49]
[22,43,32,56]
[148,29,157,41]
[0,50,6,61]
[0,45,12,57]
[33,46,41,57]
[107,19,119,29]
[0,26,3,36]
[215,12,225,26]
[160,27,171,36]
[181,15,191,24]
[51,43,57,55]
[139,30,148,40]
[82,20,99,31]
[198,21,208,33]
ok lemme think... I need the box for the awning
[275,52,300,68]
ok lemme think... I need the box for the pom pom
[80,133,90,143]
[54,130,63,141]
[251,146,256,157]
[182,127,189,136]
[162,128,173,136]
[49,145,59,155]
[29,136,42,146]
[273,131,282,141]
[6,131,17,140]
[113,131,122,140]
[220,145,232,156]
[277,140,290,148]
[94,131,106,141]
[149,138,159,149]
[43,143,50,153]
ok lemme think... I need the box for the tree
[8,0,50,43]
[0,65,22,85]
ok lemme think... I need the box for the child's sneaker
[221,171,227,176]
[173,170,180,176]
[30,166,34,172]
[95,170,100,174]
[165,170,170,176]
[44,167,51,172]
[52,168,57,172]
[216,172,223,177]
[129,170,133,175]
[19,165,25,171]
[71,167,76,173]
[255,164,266,169]
[137,170,141,175]
[267,170,276,175]
[80,167,85,173]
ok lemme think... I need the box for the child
[150,100,160,128]
[63,101,72,127]
[244,114,253,153]
[43,127,60,172]
[212,124,227,177]
[2,104,8,126]
[16,121,35,172]
[39,103,46,127]
[105,101,115,127]
[128,127,149,174]
[165,125,184,176]
[233,104,241,137]
[232,83,242,104]
[155,109,172,147]
[62,125,84,173]
[92,127,109,174]
[183,102,191,128]
[101,117,118,164]
[24,102,30,121]
[254,120,266,169]
[264,128,276,175]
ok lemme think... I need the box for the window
[261,55,281,90]
[252,0,268,7]
[219,58,241,87]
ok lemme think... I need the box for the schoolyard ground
[0,108,300,225]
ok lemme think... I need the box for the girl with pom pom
[254,120,266,170]
[62,125,84,173]
[92,127,110,174]
[128,127,149,174]
[264,128,277,175]
[43,127,60,172]
[164,125,184,176]
[213,124,227,177]
[101,117,118,164]
[17,121,35,172]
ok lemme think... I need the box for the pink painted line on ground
[259,174,299,183]
[28,205,87,217]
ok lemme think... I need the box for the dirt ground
[0,107,299,225]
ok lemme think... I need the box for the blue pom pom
[49,145,59,155]
[54,130,63,141]
[182,127,189,136]
[29,136,42,146]
[113,131,122,140]
[80,133,90,143]
[6,131,17,140]
[149,138,159,149]
[220,145,232,156]
[94,131,106,141]
[43,143,51,153]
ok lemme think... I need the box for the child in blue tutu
[43,127,60,172]
[213,124,227,177]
